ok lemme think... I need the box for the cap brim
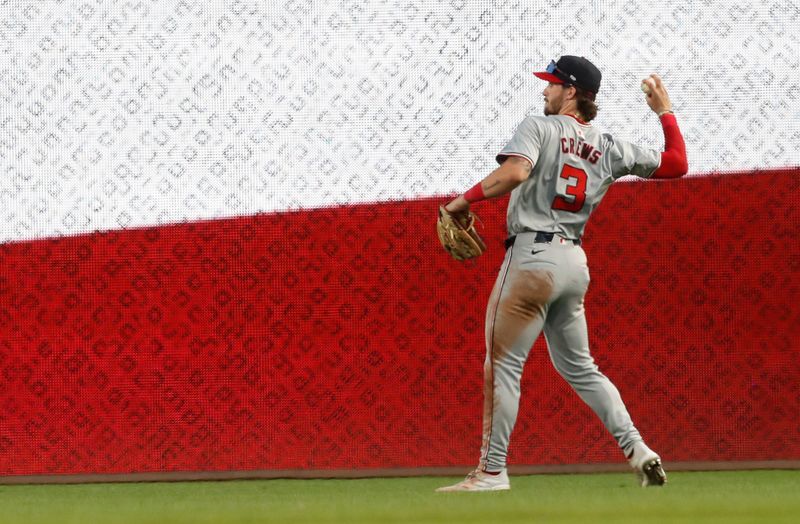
[533,71,564,83]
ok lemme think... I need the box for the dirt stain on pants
[480,267,554,470]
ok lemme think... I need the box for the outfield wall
[1,170,799,478]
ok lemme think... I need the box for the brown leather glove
[436,206,487,261]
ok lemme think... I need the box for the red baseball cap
[534,56,602,98]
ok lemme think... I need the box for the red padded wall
[1,170,799,476]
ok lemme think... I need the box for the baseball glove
[436,206,487,261]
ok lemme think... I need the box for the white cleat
[436,469,511,492]
[627,442,667,487]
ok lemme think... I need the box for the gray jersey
[497,115,661,239]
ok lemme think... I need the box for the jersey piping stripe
[497,152,535,166]
[482,246,515,470]
[563,114,592,127]
[647,153,664,178]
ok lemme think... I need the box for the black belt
[505,232,581,250]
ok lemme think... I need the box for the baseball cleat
[435,468,511,492]
[639,457,667,487]
[627,442,667,487]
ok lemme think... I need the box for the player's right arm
[444,157,531,214]
[444,117,542,214]
[641,74,688,179]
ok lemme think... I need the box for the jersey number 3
[552,165,587,213]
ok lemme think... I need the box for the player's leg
[437,242,553,492]
[479,263,552,473]
[543,292,641,451]
[542,246,666,486]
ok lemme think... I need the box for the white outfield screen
[1,0,798,242]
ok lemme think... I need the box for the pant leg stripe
[481,247,514,469]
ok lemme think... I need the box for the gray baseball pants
[479,231,642,471]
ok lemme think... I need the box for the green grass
[0,470,798,523]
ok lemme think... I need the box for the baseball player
[436,56,688,492]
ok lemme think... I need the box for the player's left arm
[444,156,532,214]
[642,74,688,179]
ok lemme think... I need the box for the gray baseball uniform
[479,114,660,472]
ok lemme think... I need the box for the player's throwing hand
[641,74,672,116]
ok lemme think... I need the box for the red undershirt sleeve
[652,113,689,179]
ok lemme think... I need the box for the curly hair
[574,87,598,122]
